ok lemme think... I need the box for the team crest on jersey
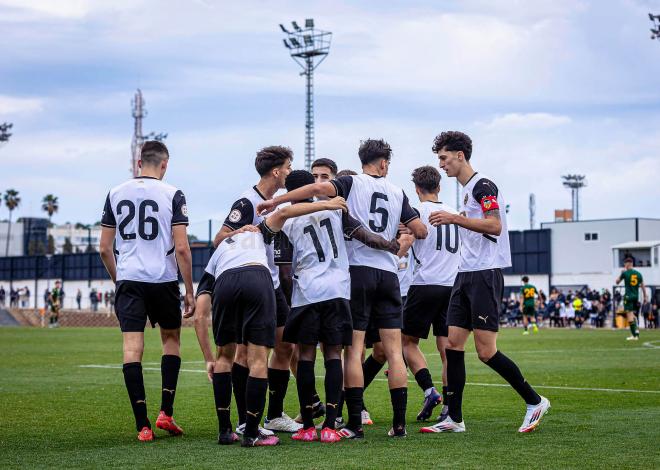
[181,204,188,217]
[464,194,469,205]
[228,209,242,223]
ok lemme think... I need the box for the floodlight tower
[0,122,13,144]
[529,193,536,229]
[561,174,587,221]
[130,89,167,177]
[280,19,332,170]
[649,13,660,40]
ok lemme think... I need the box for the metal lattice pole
[280,19,331,171]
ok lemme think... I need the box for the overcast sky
[1,0,659,239]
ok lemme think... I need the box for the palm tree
[41,194,59,224]
[4,189,20,256]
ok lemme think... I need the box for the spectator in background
[23,286,31,308]
[0,285,5,307]
[90,288,99,312]
[104,291,110,309]
[43,288,50,309]
[76,289,82,310]
[573,295,584,329]
[109,290,115,313]
[10,288,18,308]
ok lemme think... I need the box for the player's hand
[206,361,214,383]
[428,210,456,226]
[182,292,196,318]
[398,223,412,236]
[237,224,259,234]
[398,233,415,251]
[256,199,277,216]
[325,196,348,213]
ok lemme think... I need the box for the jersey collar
[253,185,267,200]
[135,176,158,180]
[463,171,479,186]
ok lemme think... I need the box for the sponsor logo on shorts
[478,315,489,323]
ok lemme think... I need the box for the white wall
[638,219,660,240]
[542,219,636,275]
[0,222,24,256]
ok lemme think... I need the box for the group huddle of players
[99,131,551,447]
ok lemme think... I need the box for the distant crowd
[0,284,115,313]
[502,287,658,329]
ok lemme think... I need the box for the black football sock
[322,359,342,429]
[445,349,465,423]
[414,368,434,394]
[363,354,385,391]
[337,390,345,419]
[266,368,290,420]
[232,363,249,425]
[160,354,181,416]
[212,372,232,432]
[442,385,448,405]
[122,362,150,431]
[245,376,268,439]
[296,360,316,429]
[485,351,541,406]
[345,387,364,431]
[390,387,407,430]
[312,390,321,405]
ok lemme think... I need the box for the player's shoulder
[471,175,499,195]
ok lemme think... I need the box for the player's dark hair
[432,131,472,160]
[255,146,293,177]
[411,165,441,193]
[337,169,358,177]
[624,257,633,263]
[311,158,338,175]
[522,276,529,283]
[358,139,392,165]
[285,169,315,192]
[140,141,169,166]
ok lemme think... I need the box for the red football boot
[156,411,184,436]
[137,426,154,441]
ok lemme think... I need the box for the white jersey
[397,253,415,297]
[282,208,351,307]
[411,201,460,286]
[332,173,419,273]
[205,227,269,280]
[101,177,188,283]
[223,186,280,288]
[458,173,511,272]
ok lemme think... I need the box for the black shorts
[283,298,353,346]
[195,272,215,298]
[522,305,536,317]
[349,266,402,331]
[212,266,276,348]
[403,285,452,339]
[447,269,503,332]
[275,285,290,328]
[115,280,181,332]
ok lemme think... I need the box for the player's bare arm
[192,296,215,382]
[641,281,648,303]
[256,182,336,215]
[215,225,260,246]
[265,197,348,232]
[405,217,428,239]
[396,233,414,257]
[429,209,502,236]
[173,225,195,318]
[99,226,117,283]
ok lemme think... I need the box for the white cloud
[0,95,44,115]
[479,112,572,130]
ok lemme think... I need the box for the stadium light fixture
[649,13,660,41]
[0,122,13,144]
[279,23,290,33]
[279,18,333,170]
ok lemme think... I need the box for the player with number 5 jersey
[99,141,195,442]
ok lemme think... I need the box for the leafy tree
[3,189,20,256]
[62,237,73,254]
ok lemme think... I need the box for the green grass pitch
[1,327,659,469]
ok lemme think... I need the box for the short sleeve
[171,190,189,226]
[472,178,500,213]
[223,198,254,230]
[330,175,353,199]
[341,211,362,238]
[101,193,116,227]
[400,191,420,224]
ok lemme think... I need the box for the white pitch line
[78,364,660,394]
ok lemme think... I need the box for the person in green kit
[519,276,538,335]
[616,257,648,341]
[48,280,63,328]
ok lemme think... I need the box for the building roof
[611,240,660,250]
[541,217,660,227]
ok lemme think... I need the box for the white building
[0,221,24,256]
[539,217,660,292]
[49,224,102,254]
